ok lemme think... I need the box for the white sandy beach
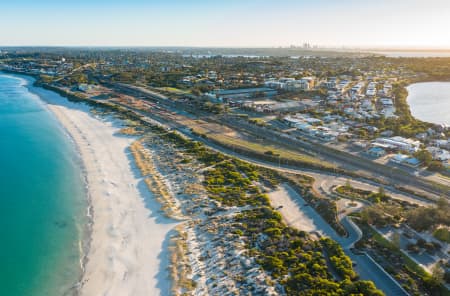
[41,95,176,295]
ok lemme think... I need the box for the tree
[391,232,401,249]
[423,275,442,293]
[431,264,444,286]
[428,161,444,171]
[191,88,201,96]
[436,197,450,209]
[378,186,385,197]
[424,242,436,253]
[345,180,352,189]
[417,238,426,248]
[444,270,450,284]
[414,149,432,166]
[343,280,385,296]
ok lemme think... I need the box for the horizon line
[2,45,450,52]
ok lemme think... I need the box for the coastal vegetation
[405,198,450,232]
[335,184,390,204]
[354,219,449,295]
[433,228,450,244]
[358,197,450,248]
[400,57,450,81]
[130,140,183,219]
[205,160,270,207]
[25,71,446,202]
[233,207,383,295]
[352,196,450,294]
[4,50,450,296]
[114,113,384,294]
[168,225,197,296]
[29,73,447,294]
[136,125,382,294]
[191,126,333,169]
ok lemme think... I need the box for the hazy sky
[1,0,450,48]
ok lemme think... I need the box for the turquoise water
[407,82,450,126]
[0,73,87,296]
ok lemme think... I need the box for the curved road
[178,126,432,207]
[112,98,417,296]
[272,184,409,296]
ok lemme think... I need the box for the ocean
[374,51,450,57]
[0,73,87,296]
[407,82,450,126]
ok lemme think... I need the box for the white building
[375,136,421,153]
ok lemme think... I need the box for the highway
[104,84,440,295]
[221,116,448,198]
[110,82,448,200]
[110,93,434,208]
[110,97,417,295]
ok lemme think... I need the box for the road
[110,83,448,200]
[82,84,416,295]
[111,95,433,208]
[179,125,433,207]
[223,116,448,198]
[276,120,450,189]
[270,184,409,296]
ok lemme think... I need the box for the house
[375,136,421,153]
[364,126,379,134]
[296,123,313,132]
[266,77,315,91]
[434,139,450,150]
[285,80,310,91]
[300,77,315,89]
[367,146,386,157]
[390,154,421,167]
[284,116,303,127]
[361,99,374,111]
[379,98,394,107]
[314,128,338,142]
[416,133,428,140]
[77,84,92,92]
[380,130,394,137]
[350,82,365,94]
[404,157,421,167]
[390,154,410,164]
[427,147,450,161]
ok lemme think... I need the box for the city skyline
[1,0,450,48]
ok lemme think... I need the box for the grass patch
[156,87,190,95]
[209,133,333,168]
[433,228,450,243]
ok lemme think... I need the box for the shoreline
[19,74,177,295]
[17,73,92,295]
[406,81,450,126]
[5,71,447,295]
